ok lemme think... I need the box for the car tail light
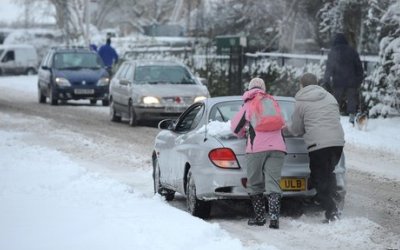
[209,148,240,169]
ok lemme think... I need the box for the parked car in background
[109,60,210,126]
[152,96,346,218]
[0,44,38,75]
[37,47,110,106]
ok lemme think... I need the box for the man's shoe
[248,217,267,226]
[269,219,279,229]
[349,113,355,125]
[322,212,340,224]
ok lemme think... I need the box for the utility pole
[64,1,70,46]
[186,0,191,36]
[85,0,90,46]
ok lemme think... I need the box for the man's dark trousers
[309,146,343,219]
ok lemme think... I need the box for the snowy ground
[0,76,400,250]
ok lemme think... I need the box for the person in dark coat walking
[98,38,119,75]
[323,33,364,124]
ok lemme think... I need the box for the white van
[0,44,38,75]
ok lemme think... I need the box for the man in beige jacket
[288,73,345,223]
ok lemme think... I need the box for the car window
[277,100,295,122]
[175,105,204,132]
[209,101,242,122]
[124,64,134,81]
[53,52,103,69]
[209,100,295,123]
[2,50,14,62]
[116,63,129,79]
[41,53,50,67]
[133,65,195,84]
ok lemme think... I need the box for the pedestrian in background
[89,42,97,52]
[288,73,345,223]
[323,33,364,124]
[98,37,119,76]
[231,78,286,229]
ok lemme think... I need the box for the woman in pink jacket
[230,78,287,229]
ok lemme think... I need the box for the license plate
[165,106,187,112]
[74,89,94,95]
[280,178,306,191]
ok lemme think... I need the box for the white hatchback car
[152,96,346,218]
[109,60,210,125]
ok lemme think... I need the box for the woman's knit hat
[248,78,266,91]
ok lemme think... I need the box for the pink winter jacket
[230,88,287,154]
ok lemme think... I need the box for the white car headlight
[97,77,110,86]
[55,77,71,87]
[194,96,207,103]
[143,96,160,104]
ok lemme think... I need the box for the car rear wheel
[26,68,36,75]
[186,170,211,219]
[38,86,46,104]
[128,102,138,126]
[109,99,121,122]
[102,99,109,106]
[90,99,97,105]
[153,156,175,201]
[49,86,58,105]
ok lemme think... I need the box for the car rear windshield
[209,100,295,123]
[53,52,104,70]
[134,65,195,84]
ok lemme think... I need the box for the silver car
[152,96,346,219]
[109,60,210,125]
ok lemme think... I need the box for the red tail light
[209,148,240,169]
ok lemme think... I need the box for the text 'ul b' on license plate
[280,178,306,191]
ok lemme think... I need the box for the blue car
[37,47,110,106]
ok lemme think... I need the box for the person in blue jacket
[98,37,119,75]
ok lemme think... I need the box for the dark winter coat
[98,44,118,67]
[323,34,364,89]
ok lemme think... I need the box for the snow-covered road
[1,76,399,250]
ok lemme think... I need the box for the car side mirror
[41,65,50,70]
[158,119,174,130]
[197,77,208,86]
[120,79,130,85]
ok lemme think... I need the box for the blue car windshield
[54,52,104,69]
[209,100,295,123]
[134,65,195,84]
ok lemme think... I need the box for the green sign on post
[215,35,247,54]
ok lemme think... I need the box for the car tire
[186,170,211,219]
[49,86,58,105]
[38,85,46,104]
[109,99,121,122]
[128,102,138,126]
[102,99,109,106]
[90,99,97,105]
[152,156,175,201]
[26,68,36,75]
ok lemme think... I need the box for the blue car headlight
[97,77,110,86]
[55,77,71,87]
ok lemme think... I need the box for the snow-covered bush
[362,2,400,117]
[243,58,325,97]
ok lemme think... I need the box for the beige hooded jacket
[288,85,345,152]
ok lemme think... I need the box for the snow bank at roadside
[341,116,400,156]
[0,130,248,250]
